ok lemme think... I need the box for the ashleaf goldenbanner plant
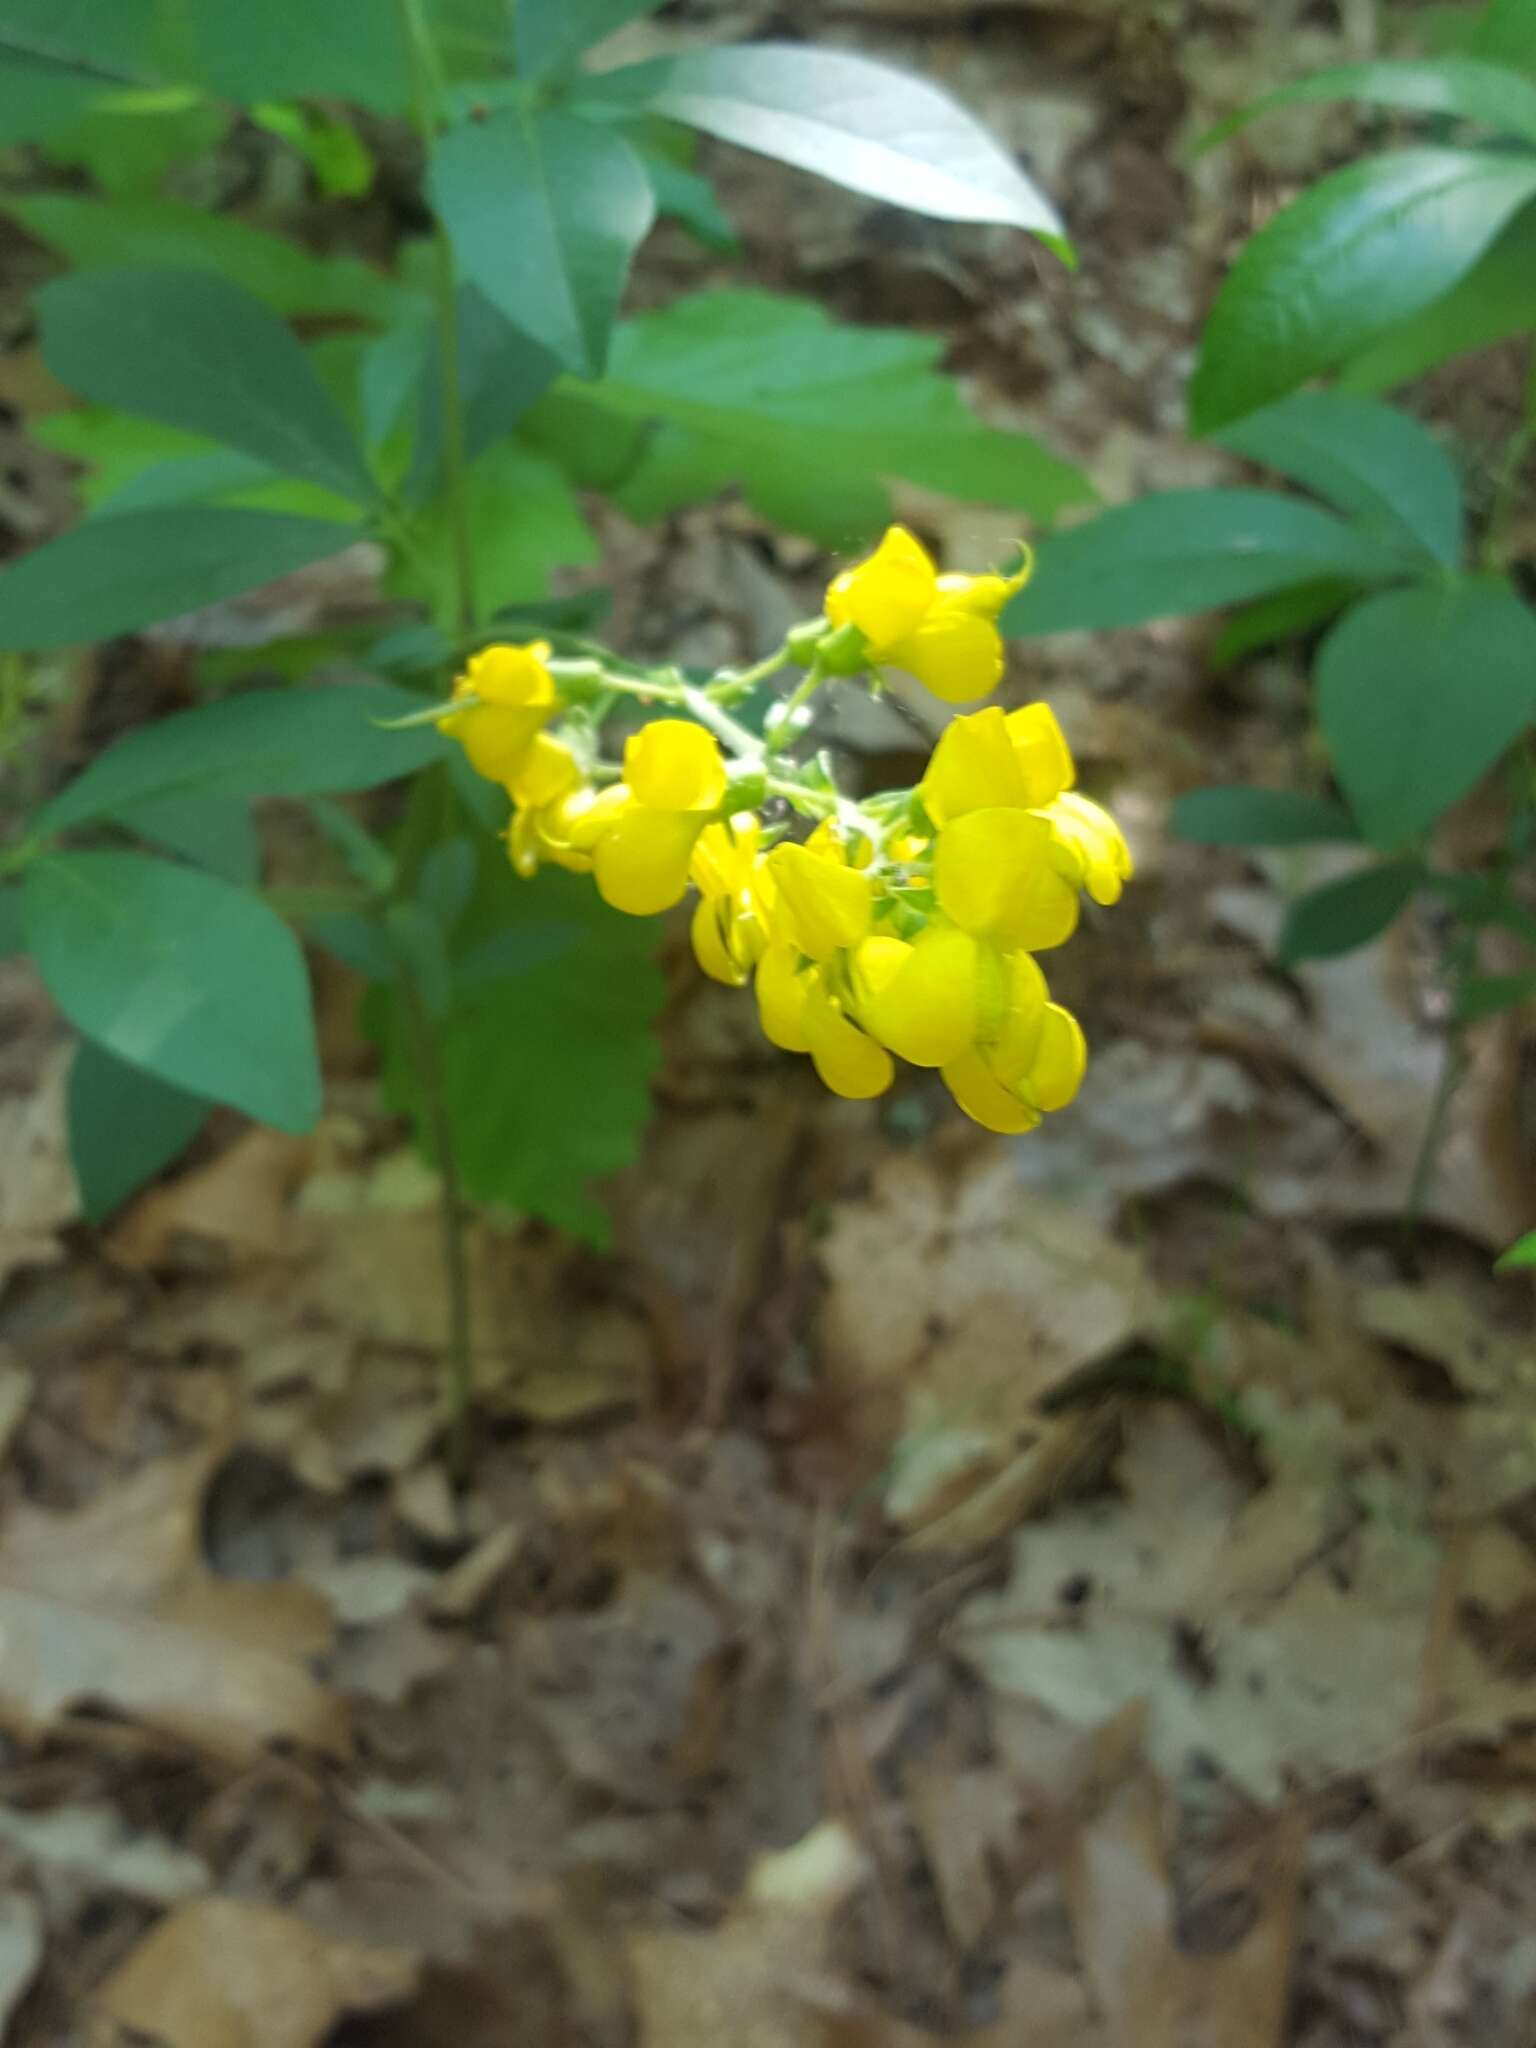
[0,0,1089,1470]
[395,523,1130,1133]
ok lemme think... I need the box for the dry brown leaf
[107,1128,313,1269]
[427,1523,522,1620]
[96,1898,418,2048]
[956,1404,1448,1798]
[0,1895,41,2042]
[820,1154,1149,1532]
[0,1046,77,1291]
[0,1445,347,1764]
[904,1763,1020,1952]
[0,1355,32,1465]
[627,1822,866,2048]
[0,1799,209,1903]
[1064,1748,1301,2048]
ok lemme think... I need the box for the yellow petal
[766,842,874,960]
[853,926,978,1067]
[460,640,555,710]
[439,702,547,784]
[941,1048,1041,1135]
[506,731,582,808]
[1005,704,1075,807]
[933,547,1032,619]
[593,807,701,916]
[624,718,727,813]
[1039,791,1134,905]
[803,982,894,1100]
[690,813,761,897]
[1026,1002,1087,1112]
[918,707,1029,825]
[883,606,1003,705]
[755,945,812,1053]
[934,809,1078,949]
[692,895,747,986]
[823,525,937,650]
[989,948,1050,1068]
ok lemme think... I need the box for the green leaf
[185,0,411,111]
[39,267,376,502]
[1457,971,1536,1022]
[113,793,261,883]
[7,195,407,321]
[1172,787,1360,846]
[67,1037,207,1223]
[26,850,321,1131]
[1337,198,1536,393]
[407,285,562,501]
[1496,1227,1536,1270]
[1210,579,1357,667]
[0,884,23,958]
[1468,0,1536,71]
[372,861,661,1241]
[515,0,663,78]
[1277,858,1423,964]
[1212,393,1464,567]
[429,107,654,376]
[304,910,397,981]
[253,101,376,197]
[0,508,362,651]
[392,440,597,620]
[1316,578,1536,850]
[1199,56,1536,154]
[591,42,1069,253]
[625,124,739,253]
[1189,149,1536,433]
[1006,490,1407,637]
[39,679,448,839]
[552,288,1091,542]
[41,93,227,199]
[0,0,161,144]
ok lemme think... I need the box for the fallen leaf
[302,1557,435,1628]
[427,1523,522,1620]
[627,1822,866,2048]
[0,1047,77,1291]
[96,1898,418,2048]
[0,1445,347,1764]
[0,1800,210,1902]
[0,1895,41,2041]
[108,1128,313,1270]
[0,1355,32,1464]
[904,1763,1020,1952]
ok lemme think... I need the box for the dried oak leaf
[0,1444,347,1765]
[96,1898,417,2048]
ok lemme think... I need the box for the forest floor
[4,2,1536,2044]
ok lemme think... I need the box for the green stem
[395,0,478,640]
[705,636,797,704]
[678,681,765,758]
[401,976,476,1482]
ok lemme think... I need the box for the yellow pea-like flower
[689,816,775,984]
[1005,703,1075,808]
[755,944,813,1052]
[506,731,582,810]
[934,808,1079,951]
[919,703,1075,824]
[802,980,895,1100]
[766,841,875,960]
[852,926,978,1067]
[882,603,1004,706]
[825,525,937,648]
[942,999,1087,1133]
[1038,790,1134,906]
[624,718,727,813]
[440,641,556,784]
[593,804,705,916]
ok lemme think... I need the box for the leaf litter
[6,7,1536,2046]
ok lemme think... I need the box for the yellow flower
[1039,791,1134,906]
[802,978,894,1100]
[689,815,775,985]
[942,955,1086,1133]
[766,841,875,960]
[851,926,978,1067]
[933,808,1080,951]
[506,731,582,810]
[508,781,624,879]
[440,641,556,783]
[591,720,728,917]
[918,703,1073,826]
[824,526,1031,705]
[755,945,813,1052]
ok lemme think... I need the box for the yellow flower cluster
[434,527,1130,1135]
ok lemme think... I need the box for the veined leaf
[1173,787,1360,847]
[429,107,654,376]
[1338,199,1536,392]
[1317,578,1536,850]
[26,851,321,1131]
[67,1038,208,1223]
[1005,490,1408,636]
[39,679,448,838]
[1190,148,1536,432]
[0,0,161,143]
[590,42,1069,252]
[1278,858,1424,963]
[1199,55,1536,154]
[1209,579,1357,667]
[1212,392,1463,567]
[0,508,361,651]
[39,267,375,502]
